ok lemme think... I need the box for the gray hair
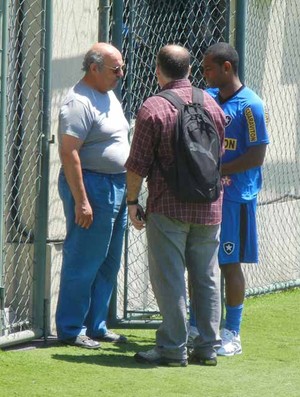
[82,50,105,72]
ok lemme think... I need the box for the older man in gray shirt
[56,42,129,349]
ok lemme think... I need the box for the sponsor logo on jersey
[225,138,237,150]
[264,108,270,125]
[245,107,257,142]
[225,115,232,127]
[223,242,235,255]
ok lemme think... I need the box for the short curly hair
[204,42,239,75]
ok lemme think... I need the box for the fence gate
[112,0,300,326]
[114,0,231,325]
[0,0,52,347]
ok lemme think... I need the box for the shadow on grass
[51,335,156,368]
[3,333,154,352]
[51,351,152,369]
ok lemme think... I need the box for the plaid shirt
[125,79,225,225]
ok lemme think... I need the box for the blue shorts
[218,198,258,265]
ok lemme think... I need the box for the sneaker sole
[198,358,217,366]
[189,357,217,366]
[160,359,188,368]
[217,349,242,357]
[61,341,100,349]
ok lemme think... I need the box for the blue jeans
[56,169,127,340]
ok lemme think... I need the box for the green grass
[1,288,300,397]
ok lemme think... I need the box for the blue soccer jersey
[207,86,269,202]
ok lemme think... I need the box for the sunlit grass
[0,289,299,397]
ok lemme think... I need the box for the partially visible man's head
[157,45,190,80]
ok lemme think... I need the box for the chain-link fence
[121,0,229,120]
[117,0,231,322]
[115,0,300,323]
[0,0,299,343]
[242,0,300,294]
[0,0,51,345]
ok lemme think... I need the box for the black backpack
[155,87,221,203]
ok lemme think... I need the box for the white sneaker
[217,328,242,356]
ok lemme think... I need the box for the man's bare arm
[60,134,93,228]
[222,144,267,176]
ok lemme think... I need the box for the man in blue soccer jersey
[189,42,269,356]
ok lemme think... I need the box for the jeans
[146,213,221,360]
[56,169,127,340]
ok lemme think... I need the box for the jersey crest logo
[225,115,232,127]
[223,242,235,255]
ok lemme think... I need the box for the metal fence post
[106,0,124,327]
[235,0,247,84]
[32,0,53,336]
[0,0,8,335]
[98,0,110,42]
[111,0,123,101]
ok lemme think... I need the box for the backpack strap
[156,89,185,110]
[156,86,204,109]
[152,86,204,181]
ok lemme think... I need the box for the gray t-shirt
[58,80,130,174]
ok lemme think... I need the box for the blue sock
[225,304,243,334]
[189,305,196,327]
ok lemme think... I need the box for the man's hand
[75,199,93,229]
[128,204,146,230]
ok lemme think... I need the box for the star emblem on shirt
[222,176,232,186]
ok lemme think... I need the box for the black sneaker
[61,335,100,349]
[134,348,188,367]
[188,350,217,366]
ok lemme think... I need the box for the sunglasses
[104,64,126,74]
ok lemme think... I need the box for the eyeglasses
[104,64,125,74]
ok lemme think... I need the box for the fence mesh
[1,0,299,337]
[1,0,46,339]
[118,0,230,320]
[116,0,300,322]
[242,0,300,294]
[121,0,229,119]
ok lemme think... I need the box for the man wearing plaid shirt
[125,44,225,367]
